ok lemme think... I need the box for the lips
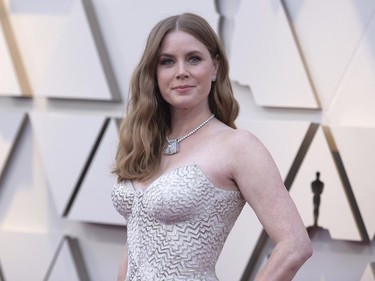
[173,85,194,93]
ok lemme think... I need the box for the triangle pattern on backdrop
[326,12,375,127]
[29,112,107,216]
[68,118,124,225]
[230,0,318,108]
[360,262,375,281]
[45,236,89,281]
[282,0,375,110]
[289,126,362,241]
[36,0,117,100]
[8,0,116,100]
[0,112,25,179]
[331,126,375,240]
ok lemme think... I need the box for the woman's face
[156,30,218,112]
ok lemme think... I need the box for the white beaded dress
[112,164,245,281]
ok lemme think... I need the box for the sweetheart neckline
[127,164,241,194]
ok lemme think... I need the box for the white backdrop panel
[30,112,105,216]
[331,126,375,240]
[8,0,114,100]
[0,20,21,96]
[77,231,126,281]
[327,13,375,127]
[284,0,375,110]
[0,115,125,281]
[0,231,62,281]
[68,118,123,225]
[230,0,317,108]
[0,120,62,232]
[47,238,81,281]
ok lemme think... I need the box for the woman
[112,13,312,281]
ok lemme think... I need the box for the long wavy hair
[113,13,239,182]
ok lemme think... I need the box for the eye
[188,56,201,63]
[159,58,174,66]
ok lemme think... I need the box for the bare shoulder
[226,128,261,145]
[201,123,281,192]
[213,127,269,157]
[213,127,278,181]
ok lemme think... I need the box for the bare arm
[231,130,312,281]
[117,242,128,281]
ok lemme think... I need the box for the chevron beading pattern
[112,164,245,280]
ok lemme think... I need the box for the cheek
[156,71,170,89]
[156,74,170,99]
[198,71,213,87]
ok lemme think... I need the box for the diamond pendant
[164,139,179,155]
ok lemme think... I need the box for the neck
[169,112,213,139]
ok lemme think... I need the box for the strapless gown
[112,164,245,281]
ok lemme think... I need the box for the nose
[175,62,189,79]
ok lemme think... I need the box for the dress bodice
[112,164,245,281]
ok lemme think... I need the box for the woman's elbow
[302,240,313,261]
[293,237,313,266]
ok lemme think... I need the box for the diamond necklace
[164,114,215,155]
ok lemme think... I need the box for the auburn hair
[113,13,239,182]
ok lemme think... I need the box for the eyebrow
[159,50,205,58]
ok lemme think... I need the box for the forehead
[159,30,209,54]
